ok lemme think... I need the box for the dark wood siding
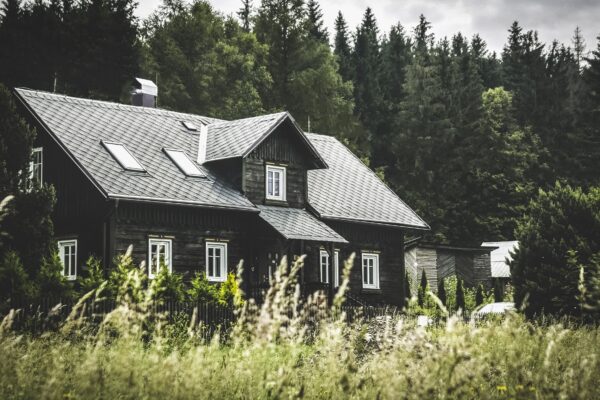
[324,221,405,306]
[243,122,312,208]
[113,202,255,280]
[30,118,109,273]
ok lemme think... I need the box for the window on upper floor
[102,141,145,172]
[164,149,205,177]
[148,238,172,279]
[266,165,286,201]
[28,147,43,188]
[58,239,77,281]
[362,252,380,289]
[206,241,227,282]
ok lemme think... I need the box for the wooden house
[404,240,497,291]
[13,82,429,306]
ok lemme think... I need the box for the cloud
[134,0,600,54]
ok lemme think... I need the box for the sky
[135,0,600,55]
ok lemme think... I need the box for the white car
[473,302,515,318]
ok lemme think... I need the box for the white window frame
[148,238,172,279]
[206,242,228,282]
[164,148,205,177]
[102,141,146,172]
[58,239,77,281]
[362,252,380,289]
[334,250,340,288]
[319,250,329,284]
[29,147,43,188]
[265,165,286,201]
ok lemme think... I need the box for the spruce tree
[437,278,447,306]
[493,279,504,302]
[238,0,252,32]
[417,270,428,307]
[306,0,328,44]
[333,11,353,82]
[456,278,465,311]
[420,269,428,293]
[475,284,484,306]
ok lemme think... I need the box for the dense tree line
[1,0,600,246]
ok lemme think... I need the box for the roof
[306,133,429,229]
[15,88,428,230]
[481,241,519,278]
[15,88,255,211]
[204,112,327,168]
[405,239,498,253]
[257,205,348,243]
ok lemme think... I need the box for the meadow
[0,256,599,400]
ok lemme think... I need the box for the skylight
[181,121,198,131]
[102,142,145,172]
[164,149,205,177]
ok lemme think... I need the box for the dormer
[201,112,327,208]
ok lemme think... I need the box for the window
[181,121,198,131]
[206,242,227,282]
[362,253,379,289]
[102,141,145,172]
[164,149,205,177]
[266,165,286,201]
[319,250,329,284]
[148,238,172,279]
[29,147,43,188]
[58,240,77,281]
[333,250,340,287]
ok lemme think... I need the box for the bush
[78,256,105,295]
[511,183,600,319]
[0,250,36,303]
[217,272,242,306]
[150,264,185,303]
[437,278,447,306]
[475,284,484,306]
[37,251,73,302]
[187,272,218,303]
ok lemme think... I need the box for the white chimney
[132,78,158,107]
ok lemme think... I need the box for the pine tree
[417,270,428,307]
[455,278,465,311]
[475,284,484,306]
[437,278,447,306]
[470,34,502,88]
[238,0,252,32]
[493,279,504,302]
[420,269,428,293]
[333,11,352,82]
[572,26,586,70]
[306,0,327,44]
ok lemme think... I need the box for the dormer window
[266,165,286,201]
[102,141,145,172]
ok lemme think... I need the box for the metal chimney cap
[133,78,158,97]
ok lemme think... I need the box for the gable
[204,112,326,169]
[248,119,313,167]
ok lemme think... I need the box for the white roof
[481,241,519,278]
[474,302,515,315]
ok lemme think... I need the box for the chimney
[132,77,158,107]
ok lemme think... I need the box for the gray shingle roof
[257,205,348,243]
[305,133,429,229]
[16,88,256,211]
[205,112,327,168]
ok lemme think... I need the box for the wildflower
[497,385,507,392]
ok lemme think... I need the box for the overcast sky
[135,0,599,55]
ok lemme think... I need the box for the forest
[0,0,599,245]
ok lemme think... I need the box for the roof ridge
[15,87,223,124]
[209,111,288,127]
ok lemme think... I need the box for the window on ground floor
[28,147,43,189]
[148,238,172,279]
[206,242,227,282]
[58,239,77,281]
[362,252,379,289]
[334,250,340,287]
[319,250,329,284]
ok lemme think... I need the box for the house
[404,240,497,291]
[13,80,429,306]
[481,241,518,284]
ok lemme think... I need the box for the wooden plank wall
[416,247,438,292]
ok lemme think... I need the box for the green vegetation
[1,256,600,400]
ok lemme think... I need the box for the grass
[0,255,599,399]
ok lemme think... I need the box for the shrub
[217,272,242,306]
[150,263,185,303]
[78,256,105,295]
[493,278,504,302]
[417,270,427,307]
[37,251,72,302]
[475,284,484,306]
[187,272,218,303]
[403,271,412,307]
[0,250,36,303]
[511,182,600,319]
[455,278,465,312]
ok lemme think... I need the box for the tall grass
[0,253,599,399]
